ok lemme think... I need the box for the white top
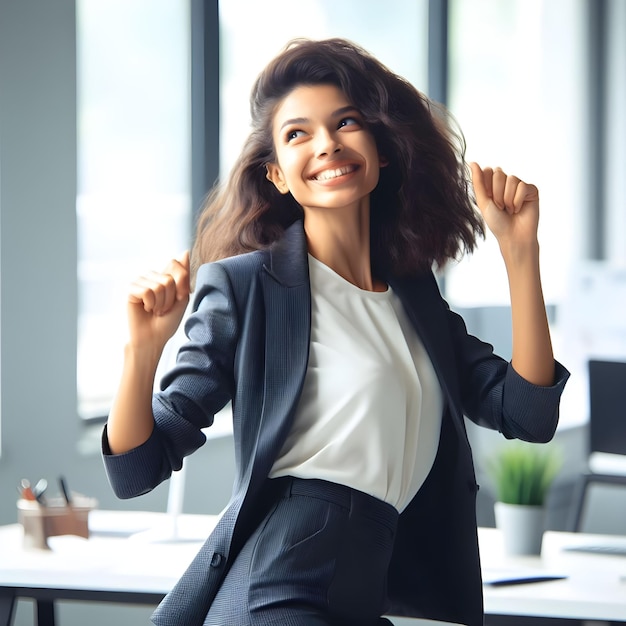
[269,254,443,512]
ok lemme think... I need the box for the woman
[103,38,569,626]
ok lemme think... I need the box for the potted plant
[487,441,562,555]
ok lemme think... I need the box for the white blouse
[269,254,443,512]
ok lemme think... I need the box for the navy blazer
[103,220,569,626]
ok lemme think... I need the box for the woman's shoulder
[217,247,269,273]
[191,249,270,317]
[195,248,269,289]
[197,220,307,285]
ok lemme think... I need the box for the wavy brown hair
[191,38,483,279]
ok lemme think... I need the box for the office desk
[0,510,217,626]
[480,527,626,623]
[1,512,626,625]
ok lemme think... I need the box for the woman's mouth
[310,164,358,181]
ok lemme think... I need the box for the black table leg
[36,599,55,626]
[0,593,16,626]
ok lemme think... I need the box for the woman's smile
[308,162,359,182]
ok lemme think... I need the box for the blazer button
[210,552,224,568]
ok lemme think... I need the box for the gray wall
[0,2,235,624]
[0,0,237,522]
[1,1,82,518]
[1,2,625,625]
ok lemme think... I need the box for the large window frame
[75,0,430,423]
[76,0,192,420]
[76,0,620,431]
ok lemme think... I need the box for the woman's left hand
[470,162,555,387]
[470,162,540,250]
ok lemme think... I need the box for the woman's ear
[379,155,389,168]
[266,163,289,194]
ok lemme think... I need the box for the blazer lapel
[389,273,463,423]
[250,224,465,478]
[252,221,311,483]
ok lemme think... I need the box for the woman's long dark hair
[191,38,484,279]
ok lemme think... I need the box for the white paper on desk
[483,567,567,586]
[47,532,200,580]
[88,511,160,536]
[45,535,118,570]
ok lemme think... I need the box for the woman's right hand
[127,251,191,351]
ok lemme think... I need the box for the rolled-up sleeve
[102,262,239,499]
[499,360,570,442]
[447,304,570,443]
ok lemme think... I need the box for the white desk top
[0,510,219,595]
[479,526,626,621]
[1,511,625,623]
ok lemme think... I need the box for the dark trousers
[204,477,400,626]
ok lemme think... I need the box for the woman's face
[266,84,384,214]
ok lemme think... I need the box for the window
[445,0,587,308]
[604,0,626,262]
[76,0,191,418]
[445,0,602,427]
[76,0,427,421]
[81,1,595,423]
[219,0,429,175]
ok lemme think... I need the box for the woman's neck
[303,203,385,292]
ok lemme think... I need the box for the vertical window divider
[191,0,220,222]
[587,0,607,261]
[427,0,449,108]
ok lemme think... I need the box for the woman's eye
[286,129,306,141]
[338,116,361,129]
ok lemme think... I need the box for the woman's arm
[470,163,554,387]
[107,252,191,454]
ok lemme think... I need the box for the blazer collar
[265,220,458,401]
[262,220,463,421]
[264,219,309,287]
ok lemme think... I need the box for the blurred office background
[1,0,625,624]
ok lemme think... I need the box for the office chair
[568,359,626,532]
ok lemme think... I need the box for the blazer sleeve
[446,301,570,443]
[102,262,239,499]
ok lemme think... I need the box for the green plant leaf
[486,442,562,506]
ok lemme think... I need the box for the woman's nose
[315,130,343,157]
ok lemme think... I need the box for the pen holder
[17,496,98,550]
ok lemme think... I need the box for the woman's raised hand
[470,163,540,252]
[470,163,555,386]
[127,251,191,351]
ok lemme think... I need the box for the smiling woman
[102,37,568,626]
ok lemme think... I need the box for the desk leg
[36,600,55,626]
[0,593,16,626]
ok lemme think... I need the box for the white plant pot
[494,501,546,556]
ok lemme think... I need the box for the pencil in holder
[17,496,97,550]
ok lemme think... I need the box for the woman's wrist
[123,341,163,377]
[499,238,540,269]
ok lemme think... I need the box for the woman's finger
[470,162,492,209]
[503,174,522,214]
[491,167,507,210]
[165,251,191,302]
[129,272,177,315]
[513,180,539,214]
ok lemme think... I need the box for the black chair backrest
[588,359,626,456]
